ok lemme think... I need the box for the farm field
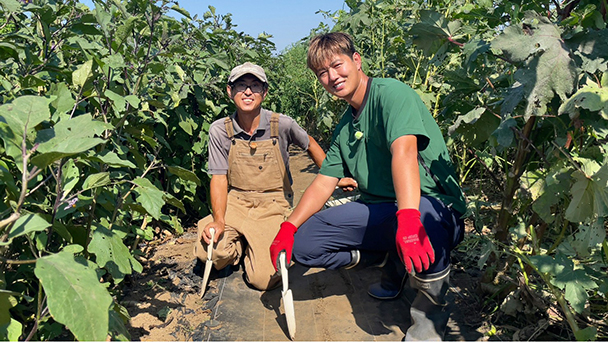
[0,0,606,341]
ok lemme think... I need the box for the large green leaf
[0,0,21,12]
[448,107,500,147]
[572,221,607,258]
[176,106,197,136]
[35,251,113,341]
[162,192,186,214]
[60,159,79,199]
[0,96,51,165]
[532,168,571,224]
[558,82,608,119]
[566,29,608,74]
[0,290,25,340]
[170,4,191,19]
[528,253,596,313]
[409,10,462,55]
[31,114,112,168]
[566,171,596,223]
[113,15,138,50]
[566,163,608,223]
[0,160,19,200]
[491,117,517,148]
[0,42,19,60]
[89,226,141,283]
[109,309,130,341]
[0,213,51,246]
[529,254,563,275]
[0,292,17,326]
[132,178,165,220]
[86,150,135,168]
[492,13,577,119]
[551,254,597,314]
[167,165,201,185]
[72,60,93,88]
[104,89,126,113]
[49,82,76,118]
[0,318,22,341]
[82,172,110,191]
[575,327,599,342]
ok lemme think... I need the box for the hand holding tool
[199,227,215,297]
[270,221,297,272]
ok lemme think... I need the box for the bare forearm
[209,175,228,223]
[306,135,326,169]
[391,135,421,210]
[287,174,338,227]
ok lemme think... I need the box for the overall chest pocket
[228,150,284,191]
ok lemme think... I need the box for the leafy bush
[0,0,273,340]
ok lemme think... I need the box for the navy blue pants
[292,196,464,275]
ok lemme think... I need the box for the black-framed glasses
[231,82,265,93]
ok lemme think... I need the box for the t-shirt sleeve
[283,115,310,150]
[207,122,229,175]
[381,82,430,151]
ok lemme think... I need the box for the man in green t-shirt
[269,32,466,341]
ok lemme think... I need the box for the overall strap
[224,117,235,144]
[270,112,280,144]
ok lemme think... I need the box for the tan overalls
[193,113,293,290]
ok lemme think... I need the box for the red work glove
[270,221,298,272]
[396,209,435,274]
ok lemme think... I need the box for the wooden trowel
[199,227,215,297]
[279,251,296,340]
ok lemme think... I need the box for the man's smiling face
[228,74,267,113]
[314,52,362,101]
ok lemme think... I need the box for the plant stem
[547,219,569,254]
[0,256,37,264]
[496,116,536,242]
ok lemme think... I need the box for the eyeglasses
[231,82,265,93]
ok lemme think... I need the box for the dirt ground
[120,149,496,341]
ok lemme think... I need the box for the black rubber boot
[404,267,451,341]
[367,252,408,300]
[343,249,388,270]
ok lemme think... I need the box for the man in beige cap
[192,62,329,290]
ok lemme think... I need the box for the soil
[120,148,499,341]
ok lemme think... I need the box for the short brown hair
[307,32,357,73]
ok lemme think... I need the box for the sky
[81,0,348,53]
[179,1,348,52]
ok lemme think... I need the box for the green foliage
[0,0,274,340]
[35,250,113,341]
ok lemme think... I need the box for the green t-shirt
[320,78,466,214]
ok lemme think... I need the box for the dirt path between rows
[120,149,494,341]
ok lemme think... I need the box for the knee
[246,270,279,291]
[292,234,315,266]
[211,248,240,270]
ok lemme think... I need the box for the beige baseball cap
[227,62,267,84]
